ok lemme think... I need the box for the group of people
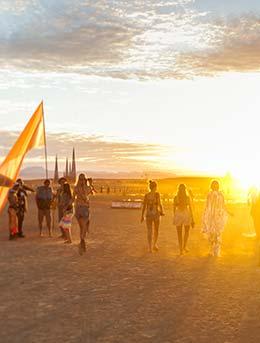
[7,173,95,255]
[141,179,231,257]
[7,175,241,257]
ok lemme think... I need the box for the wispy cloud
[0,130,173,172]
[0,1,260,79]
[177,15,260,76]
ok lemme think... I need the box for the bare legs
[176,225,190,255]
[78,217,90,254]
[38,210,52,237]
[146,218,160,253]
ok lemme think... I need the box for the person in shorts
[35,179,53,237]
[73,173,95,254]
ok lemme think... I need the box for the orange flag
[0,101,46,213]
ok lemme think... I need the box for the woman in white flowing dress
[203,180,228,257]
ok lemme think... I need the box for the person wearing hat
[7,183,20,240]
[56,177,67,238]
[16,178,34,238]
[35,179,53,237]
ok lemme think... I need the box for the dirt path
[1,197,260,343]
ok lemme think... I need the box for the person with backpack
[35,179,53,237]
[141,181,164,253]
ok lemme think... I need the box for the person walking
[73,173,95,254]
[141,180,164,253]
[173,184,194,255]
[203,180,229,257]
[7,183,20,240]
[35,179,53,237]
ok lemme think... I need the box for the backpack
[36,186,53,209]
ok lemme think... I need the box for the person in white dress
[203,180,229,257]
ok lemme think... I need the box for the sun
[232,167,260,192]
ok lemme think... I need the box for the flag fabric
[0,102,45,213]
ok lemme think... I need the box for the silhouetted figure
[173,184,194,255]
[203,180,229,257]
[107,186,110,194]
[16,178,34,238]
[141,181,164,253]
[7,183,20,240]
[36,179,53,237]
[73,174,95,255]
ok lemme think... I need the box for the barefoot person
[73,173,94,254]
[141,180,164,253]
[173,184,194,255]
[59,183,74,244]
[203,180,229,257]
[35,179,53,237]
[7,183,20,240]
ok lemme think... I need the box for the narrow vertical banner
[42,101,48,179]
[0,102,46,214]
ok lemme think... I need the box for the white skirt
[173,209,192,226]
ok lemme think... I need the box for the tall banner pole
[42,101,48,179]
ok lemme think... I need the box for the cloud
[0,130,172,172]
[177,15,260,76]
[0,0,260,79]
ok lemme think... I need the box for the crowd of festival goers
[7,175,260,257]
[7,173,96,255]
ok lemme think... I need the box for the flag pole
[42,101,48,179]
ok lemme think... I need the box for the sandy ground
[1,195,260,343]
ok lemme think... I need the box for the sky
[1,0,260,181]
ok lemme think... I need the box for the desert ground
[1,185,260,343]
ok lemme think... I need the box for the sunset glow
[1,1,260,181]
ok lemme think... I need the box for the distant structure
[53,148,77,184]
[53,155,59,183]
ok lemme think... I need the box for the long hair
[149,180,157,191]
[176,184,189,206]
[75,173,87,188]
[211,180,219,191]
[63,183,72,198]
